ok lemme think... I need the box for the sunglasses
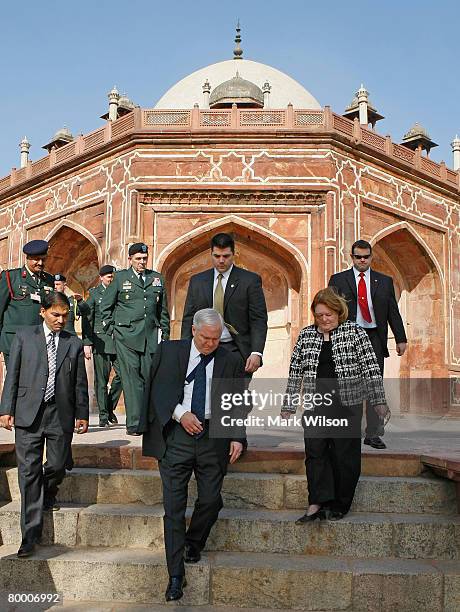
[352,253,372,260]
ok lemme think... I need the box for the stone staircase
[0,455,458,611]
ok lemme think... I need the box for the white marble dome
[155,59,321,109]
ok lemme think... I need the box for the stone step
[0,545,457,611]
[1,467,456,514]
[0,444,424,476]
[57,604,284,612]
[1,502,458,560]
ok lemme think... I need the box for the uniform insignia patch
[152,277,162,287]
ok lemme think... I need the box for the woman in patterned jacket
[281,287,388,522]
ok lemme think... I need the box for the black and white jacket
[284,320,387,410]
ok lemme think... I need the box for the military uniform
[65,295,90,336]
[53,274,90,336]
[0,267,54,366]
[82,284,122,425]
[100,267,170,431]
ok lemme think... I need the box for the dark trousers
[93,352,122,423]
[364,328,385,438]
[15,401,72,545]
[304,435,361,515]
[159,422,225,577]
[114,340,153,430]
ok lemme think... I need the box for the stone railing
[0,106,459,195]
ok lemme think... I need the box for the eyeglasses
[352,253,371,260]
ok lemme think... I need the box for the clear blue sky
[1,0,458,175]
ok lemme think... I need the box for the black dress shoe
[108,413,118,424]
[364,436,387,449]
[184,543,201,563]
[99,421,111,429]
[43,498,60,512]
[165,575,187,601]
[126,427,141,436]
[17,542,35,558]
[295,508,325,524]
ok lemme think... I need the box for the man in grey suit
[0,291,89,558]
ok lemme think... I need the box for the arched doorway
[46,224,101,411]
[46,225,100,294]
[371,226,445,415]
[160,221,304,378]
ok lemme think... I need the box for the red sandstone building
[1,31,459,415]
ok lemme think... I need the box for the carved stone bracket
[139,190,325,207]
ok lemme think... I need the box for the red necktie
[358,273,372,323]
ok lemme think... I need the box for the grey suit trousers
[15,401,72,545]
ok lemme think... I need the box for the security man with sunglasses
[329,239,407,449]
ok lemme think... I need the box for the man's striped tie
[44,332,56,402]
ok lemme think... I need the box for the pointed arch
[370,221,447,398]
[156,214,308,290]
[370,221,444,285]
[45,219,102,264]
[44,222,101,293]
[158,215,307,377]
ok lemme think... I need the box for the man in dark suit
[329,239,407,449]
[181,232,268,375]
[141,308,247,602]
[0,291,89,558]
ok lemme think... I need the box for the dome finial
[233,19,243,60]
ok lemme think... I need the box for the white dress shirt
[133,270,145,283]
[43,322,60,349]
[353,267,377,329]
[172,340,214,422]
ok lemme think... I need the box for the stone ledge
[0,546,456,611]
[0,502,458,560]
[1,468,456,514]
[10,444,421,476]
[421,453,460,512]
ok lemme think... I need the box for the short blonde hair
[311,287,348,324]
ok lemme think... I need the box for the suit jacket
[0,325,89,433]
[140,339,248,470]
[328,268,407,358]
[100,268,170,353]
[283,321,387,409]
[0,267,55,355]
[181,266,268,361]
[82,284,117,354]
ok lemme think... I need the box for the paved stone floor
[0,412,458,455]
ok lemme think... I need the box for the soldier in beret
[100,244,170,434]
[82,265,122,428]
[53,274,90,336]
[0,240,55,368]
